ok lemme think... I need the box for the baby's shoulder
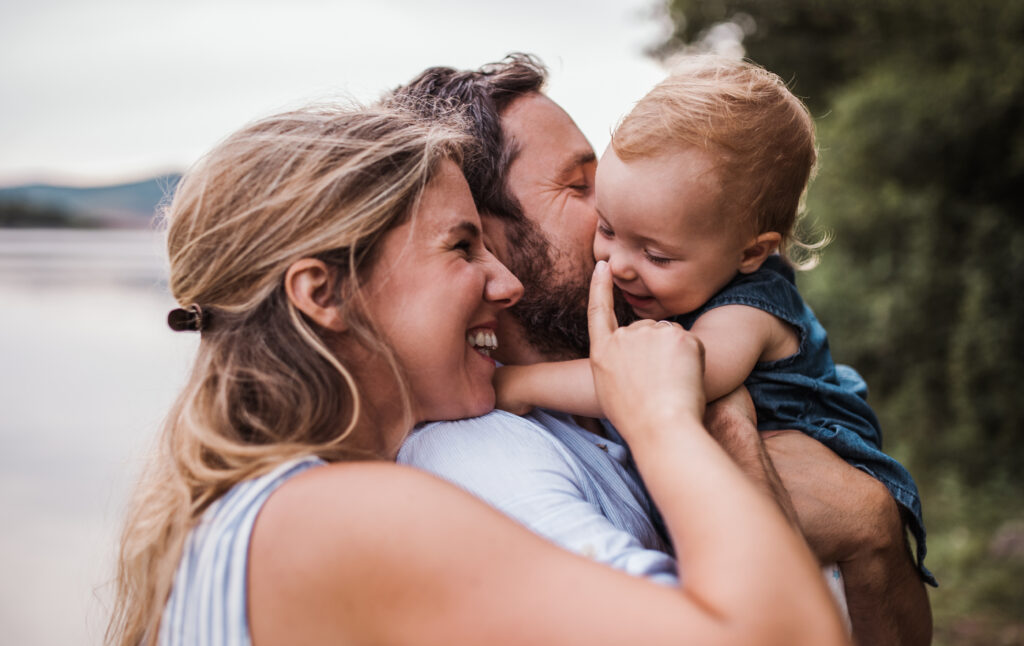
[676,259,805,330]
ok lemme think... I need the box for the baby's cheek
[592,233,609,262]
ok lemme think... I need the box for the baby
[496,55,930,582]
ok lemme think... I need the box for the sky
[0,0,676,188]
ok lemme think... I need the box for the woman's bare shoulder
[247,460,485,642]
[254,460,454,542]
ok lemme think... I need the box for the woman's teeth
[467,329,498,357]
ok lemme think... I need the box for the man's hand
[703,388,800,526]
[764,430,933,646]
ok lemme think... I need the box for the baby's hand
[493,365,535,416]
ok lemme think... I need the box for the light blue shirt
[399,408,850,625]
[397,408,679,584]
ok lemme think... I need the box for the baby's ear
[738,232,782,274]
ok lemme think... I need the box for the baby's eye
[596,223,614,238]
[645,250,672,265]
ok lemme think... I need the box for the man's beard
[502,218,633,360]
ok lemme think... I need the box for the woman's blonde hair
[613,55,826,267]
[107,103,471,645]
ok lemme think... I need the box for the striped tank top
[159,456,325,646]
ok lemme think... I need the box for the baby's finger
[588,260,617,348]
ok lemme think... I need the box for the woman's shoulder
[250,459,480,556]
[246,458,537,643]
[261,459,447,516]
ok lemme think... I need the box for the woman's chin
[461,389,497,420]
[421,391,494,423]
[465,393,496,419]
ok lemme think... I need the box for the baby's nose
[607,253,638,282]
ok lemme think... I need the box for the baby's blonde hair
[107,103,471,646]
[613,55,823,267]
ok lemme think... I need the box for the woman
[109,103,849,645]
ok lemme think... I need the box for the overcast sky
[0,0,674,187]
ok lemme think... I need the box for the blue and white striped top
[159,456,325,646]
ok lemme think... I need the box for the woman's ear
[284,258,347,332]
[738,232,782,274]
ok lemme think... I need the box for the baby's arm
[494,306,797,417]
[689,304,798,402]
[494,359,603,418]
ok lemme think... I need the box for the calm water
[0,229,199,645]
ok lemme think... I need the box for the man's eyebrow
[557,151,597,181]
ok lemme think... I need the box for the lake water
[0,229,199,645]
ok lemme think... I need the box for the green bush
[653,1,1024,640]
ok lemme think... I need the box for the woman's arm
[247,262,849,646]
[250,461,848,646]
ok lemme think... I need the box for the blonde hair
[107,103,471,645]
[614,55,824,267]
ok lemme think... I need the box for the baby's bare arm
[689,305,798,401]
[493,359,604,417]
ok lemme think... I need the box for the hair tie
[167,304,207,332]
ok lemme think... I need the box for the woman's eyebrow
[449,221,481,238]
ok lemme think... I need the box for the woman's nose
[485,254,523,307]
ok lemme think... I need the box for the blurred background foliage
[651,1,1023,643]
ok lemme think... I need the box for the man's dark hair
[390,54,604,359]
[387,53,547,223]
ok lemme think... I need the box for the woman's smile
[466,325,499,361]
[362,160,522,424]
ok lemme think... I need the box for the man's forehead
[501,93,594,167]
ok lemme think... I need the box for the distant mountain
[0,174,181,228]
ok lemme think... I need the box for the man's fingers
[588,260,617,348]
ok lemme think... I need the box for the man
[391,54,931,645]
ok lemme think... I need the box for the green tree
[653,0,1024,482]
[652,2,1024,641]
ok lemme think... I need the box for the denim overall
[673,256,934,584]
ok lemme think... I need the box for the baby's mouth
[467,328,498,357]
[619,289,655,309]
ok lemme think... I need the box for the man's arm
[702,387,801,526]
[702,390,931,645]
[763,430,933,646]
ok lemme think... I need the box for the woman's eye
[453,239,473,256]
